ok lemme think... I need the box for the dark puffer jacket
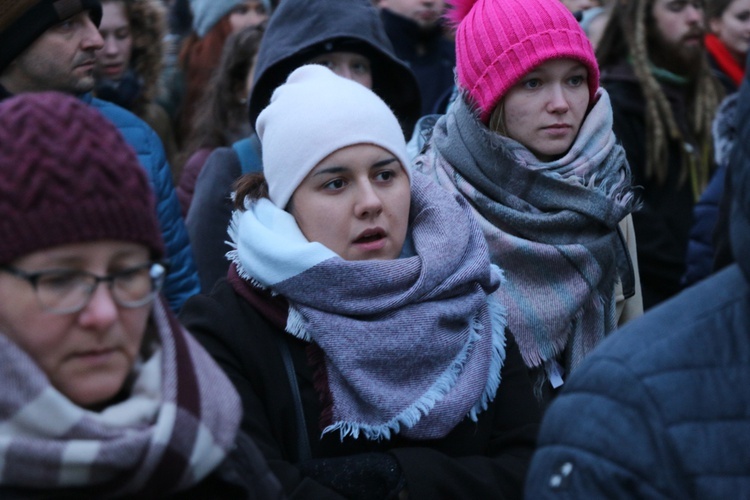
[88,95,200,312]
[524,64,750,497]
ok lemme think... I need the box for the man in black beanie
[0,0,200,314]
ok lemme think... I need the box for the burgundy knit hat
[448,0,600,124]
[0,92,164,264]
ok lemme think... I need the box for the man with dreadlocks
[595,0,724,309]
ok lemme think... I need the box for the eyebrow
[311,157,399,177]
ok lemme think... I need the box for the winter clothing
[0,91,163,264]
[256,66,411,208]
[705,33,745,93]
[0,300,236,494]
[380,8,455,116]
[682,92,738,287]
[600,60,701,309]
[230,171,506,441]
[0,2,200,313]
[706,52,750,279]
[0,0,101,72]
[248,0,421,138]
[189,0,271,37]
[525,73,750,494]
[181,274,540,498]
[415,91,641,402]
[186,147,243,292]
[180,60,541,497]
[83,94,200,312]
[0,91,283,499]
[187,0,421,293]
[88,95,200,309]
[448,0,599,123]
[92,0,179,172]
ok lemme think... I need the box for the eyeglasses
[0,262,168,315]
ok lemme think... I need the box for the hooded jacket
[186,0,422,292]
[248,0,421,138]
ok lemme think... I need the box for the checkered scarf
[419,89,637,376]
[0,299,241,496]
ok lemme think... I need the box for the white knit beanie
[256,65,411,209]
[190,0,272,37]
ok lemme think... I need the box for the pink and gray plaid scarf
[417,89,637,379]
[0,299,241,496]
[229,171,507,441]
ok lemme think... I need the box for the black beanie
[0,0,103,73]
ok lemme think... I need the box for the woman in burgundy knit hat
[0,91,282,498]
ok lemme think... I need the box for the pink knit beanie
[0,92,165,264]
[449,0,600,123]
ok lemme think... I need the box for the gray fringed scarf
[0,299,242,496]
[229,171,507,441]
[418,89,637,380]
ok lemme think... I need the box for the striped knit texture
[0,92,164,263]
[449,0,600,123]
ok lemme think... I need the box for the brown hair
[232,172,269,210]
[177,15,234,145]
[101,0,167,117]
[179,25,264,165]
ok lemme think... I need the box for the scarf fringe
[323,311,487,442]
[469,292,507,420]
[286,306,312,342]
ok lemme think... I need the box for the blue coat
[86,95,200,311]
[525,59,750,497]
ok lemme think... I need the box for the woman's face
[289,144,411,261]
[0,241,153,409]
[308,51,373,89]
[710,0,750,61]
[229,0,270,32]
[500,58,590,162]
[95,1,132,81]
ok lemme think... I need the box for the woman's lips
[353,228,387,251]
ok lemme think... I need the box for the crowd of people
[0,0,748,497]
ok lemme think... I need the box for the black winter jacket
[180,279,541,499]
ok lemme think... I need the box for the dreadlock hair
[596,0,723,199]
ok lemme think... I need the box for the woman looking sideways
[179,65,541,499]
[415,0,641,406]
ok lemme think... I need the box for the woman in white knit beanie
[179,64,541,499]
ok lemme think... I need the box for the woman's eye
[523,78,541,89]
[568,75,585,86]
[323,179,346,190]
[38,271,83,291]
[375,170,395,182]
[351,61,371,74]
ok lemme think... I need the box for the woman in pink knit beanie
[415,0,642,407]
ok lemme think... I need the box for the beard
[648,27,706,78]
